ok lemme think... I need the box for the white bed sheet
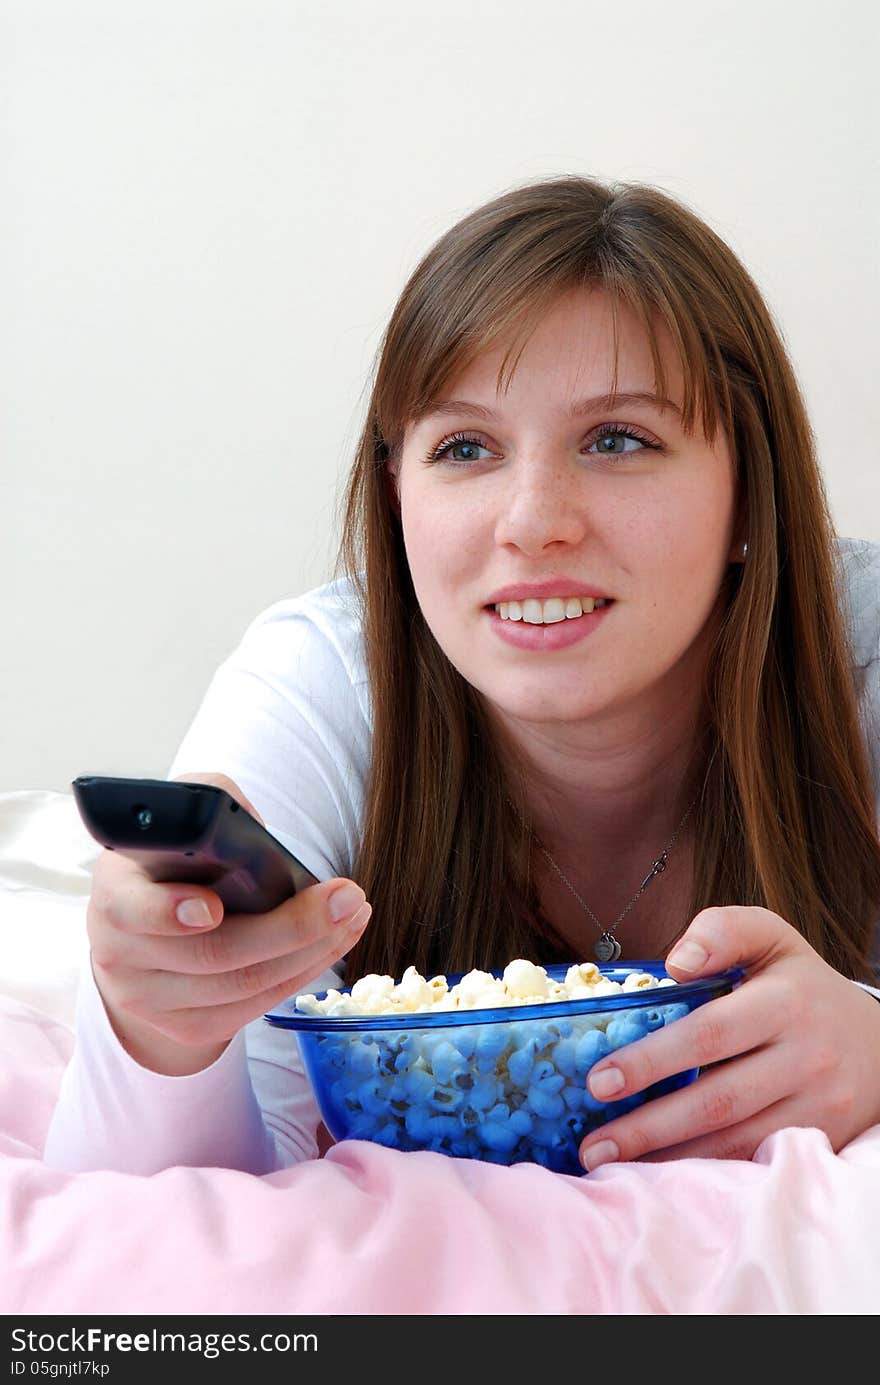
[0,790,98,1027]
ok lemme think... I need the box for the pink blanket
[3,993,880,1315]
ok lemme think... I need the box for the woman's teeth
[493,596,610,623]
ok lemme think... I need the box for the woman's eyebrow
[418,391,682,423]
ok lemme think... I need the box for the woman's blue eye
[421,432,492,465]
[443,439,491,463]
[425,424,657,467]
[588,431,647,455]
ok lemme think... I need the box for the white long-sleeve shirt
[43,537,880,1173]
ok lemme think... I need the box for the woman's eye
[433,436,492,464]
[587,429,650,455]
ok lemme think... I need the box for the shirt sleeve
[167,583,371,885]
[43,582,370,1174]
[42,952,342,1174]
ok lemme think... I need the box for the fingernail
[666,939,708,972]
[328,883,366,924]
[349,902,372,929]
[581,1139,619,1172]
[176,899,214,928]
[588,1066,625,1100]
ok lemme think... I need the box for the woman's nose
[493,463,586,551]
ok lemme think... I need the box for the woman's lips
[484,600,615,651]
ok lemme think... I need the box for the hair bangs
[610,271,727,447]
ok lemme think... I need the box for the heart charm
[594,933,622,963]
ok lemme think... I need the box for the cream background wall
[2,0,878,791]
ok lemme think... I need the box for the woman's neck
[526,731,708,867]
[516,728,711,963]
[493,688,712,860]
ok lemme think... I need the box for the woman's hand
[87,772,373,1077]
[578,906,880,1172]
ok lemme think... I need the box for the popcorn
[393,965,435,1011]
[426,975,449,1003]
[502,959,550,1000]
[292,957,696,1176]
[294,993,327,1017]
[295,958,668,1018]
[350,974,396,1006]
[622,971,656,991]
[455,969,505,1008]
[564,961,601,990]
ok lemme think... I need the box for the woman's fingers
[577,963,794,1170]
[92,850,367,948]
[664,905,807,982]
[574,910,814,1171]
[576,909,880,1168]
[106,889,369,977]
[86,808,374,1072]
[89,851,225,940]
[585,978,782,1103]
[146,930,371,1050]
[633,1096,796,1164]
[167,896,373,975]
[579,1042,790,1169]
[124,904,371,1015]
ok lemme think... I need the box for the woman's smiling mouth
[491,595,613,622]
[484,599,615,649]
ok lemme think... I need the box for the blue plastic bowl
[266,961,743,1176]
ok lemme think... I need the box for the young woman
[44,175,880,1177]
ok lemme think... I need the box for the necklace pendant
[594,933,622,963]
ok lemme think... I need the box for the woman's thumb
[665,906,796,979]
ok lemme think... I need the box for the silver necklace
[507,790,699,962]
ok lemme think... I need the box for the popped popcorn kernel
[350,974,395,1005]
[456,970,503,1006]
[502,959,550,1000]
[295,958,671,1017]
[564,961,601,989]
[622,971,656,991]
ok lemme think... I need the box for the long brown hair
[331,174,880,983]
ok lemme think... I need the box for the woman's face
[390,286,742,739]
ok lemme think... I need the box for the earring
[742,541,748,559]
